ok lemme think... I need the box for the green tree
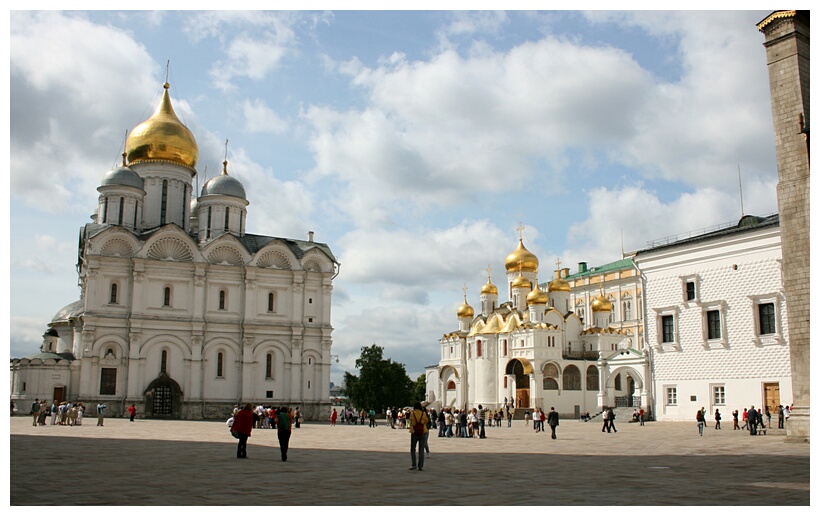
[342,344,414,411]
[412,374,426,404]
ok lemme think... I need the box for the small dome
[125,83,198,169]
[480,280,498,295]
[505,238,538,272]
[457,299,475,319]
[527,284,549,305]
[547,270,571,292]
[511,272,531,289]
[200,161,246,200]
[591,293,613,312]
[51,300,84,323]
[101,165,144,189]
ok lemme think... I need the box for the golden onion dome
[547,269,571,292]
[591,293,613,312]
[511,272,531,290]
[527,283,549,305]
[126,83,198,169]
[457,298,475,319]
[505,238,539,272]
[480,272,498,295]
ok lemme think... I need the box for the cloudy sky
[7,6,787,385]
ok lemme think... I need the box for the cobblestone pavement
[9,416,810,506]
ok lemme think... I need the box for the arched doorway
[609,368,642,408]
[505,359,532,408]
[144,372,183,418]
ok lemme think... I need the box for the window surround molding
[664,385,678,406]
[748,292,785,347]
[653,305,681,351]
[680,274,701,306]
[700,300,728,350]
[711,383,726,406]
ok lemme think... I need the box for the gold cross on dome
[555,258,562,270]
[517,223,525,240]
[463,284,468,298]
[486,264,492,280]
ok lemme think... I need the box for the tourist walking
[696,407,706,436]
[276,406,292,461]
[732,409,739,430]
[231,402,254,459]
[601,407,609,432]
[31,399,40,427]
[747,405,759,435]
[128,404,137,422]
[330,408,338,426]
[714,408,721,429]
[408,402,429,471]
[606,407,617,433]
[547,407,559,439]
[639,407,645,426]
[445,409,454,437]
[478,405,487,439]
[741,408,748,430]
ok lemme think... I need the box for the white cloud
[242,99,289,134]
[10,11,159,212]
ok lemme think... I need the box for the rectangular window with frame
[686,282,696,301]
[661,315,675,343]
[713,385,726,405]
[706,310,721,339]
[99,368,117,395]
[666,387,677,406]
[758,303,776,335]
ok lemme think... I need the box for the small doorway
[53,387,64,404]
[763,382,780,413]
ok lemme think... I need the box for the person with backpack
[696,407,706,436]
[408,402,429,471]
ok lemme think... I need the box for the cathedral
[9,83,339,420]
[426,232,646,417]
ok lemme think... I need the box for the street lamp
[330,354,340,364]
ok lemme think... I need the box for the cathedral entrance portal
[144,372,183,418]
[505,359,532,408]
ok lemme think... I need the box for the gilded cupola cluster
[504,238,539,273]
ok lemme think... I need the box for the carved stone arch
[206,245,245,266]
[256,249,294,269]
[302,349,322,366]
[542,362,560,391]
[147,237,194,262]
[100,238,136,257]
[202,337,241,358]
[91,335,128,359]
[562,364,582,390]
[302,258,324,272]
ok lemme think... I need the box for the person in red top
[231,403,254,459]
[127,404,137,422]
[330,408,338,426]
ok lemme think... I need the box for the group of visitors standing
[435,406,489,438]
[29,399,91,427]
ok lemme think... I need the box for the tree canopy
[342,344,415,411]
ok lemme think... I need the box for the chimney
[562,267,570,279]
[308,231,314,242]
[578,262,588,274]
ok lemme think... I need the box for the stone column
[758,11,810,441]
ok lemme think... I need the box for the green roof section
[563,258,635,281]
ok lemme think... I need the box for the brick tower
[758,11,810,441]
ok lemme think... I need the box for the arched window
[118,197,125,225]
[543,363,560,390]
[160,350,167,374]
[219,289,227,310]
[614,373,622,391]
[586,365,599,391]
[266,353,273,379]
[102,198,108,223]
[623,300,632,321]
[268,292,275,312]
[163,286,172,307]
[110,283,118,304]
[477,340,482,358]
[224,208,230,231]
[502,340,507,357]
[217,352,224,377]
[563,365,581,390]
[206,206,212,239]
[160,180,168,225]
[447,381,456,390]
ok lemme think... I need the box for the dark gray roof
[635,214,779,256]
[21,351,75,362]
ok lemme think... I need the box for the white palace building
[10,83,339,420]
[427,215,791,421]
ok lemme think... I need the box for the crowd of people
[27,399,90,427]
[228,403,296,461]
